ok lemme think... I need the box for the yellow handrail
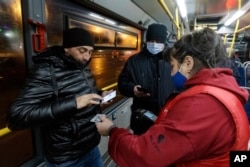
[158,0,179,29]
[237,25,250,33]
[0,127,11,137]
[223,34,229,43]
[175,7,180,39]
[228,0,241,57]
[101,82,117,91]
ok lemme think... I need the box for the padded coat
[7,46,101,163]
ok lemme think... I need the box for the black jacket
[7,46,101,163]
[118,47,176,134]
[118,47,175,113]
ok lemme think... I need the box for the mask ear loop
[178,64,183,72]
[178,64,189,79]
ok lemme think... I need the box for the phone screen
[137,87,149,93]
[101,91,116,103]
[144,111,157,121]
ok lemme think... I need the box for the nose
[83,53,91,61]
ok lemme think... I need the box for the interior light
[89,13,104,20]
[224,10,245,26]
[104,19,116,25]
[176,0,187,18]
[224,1,250,26]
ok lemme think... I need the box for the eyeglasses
[77,47,93,55]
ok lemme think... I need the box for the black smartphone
[143,111,157,121]
[137,87,149,93]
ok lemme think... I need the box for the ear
[183,55,194,72]
[64,48,69,56]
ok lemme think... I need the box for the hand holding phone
[137,87,149,93]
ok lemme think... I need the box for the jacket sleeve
[108,123,194,167]
[7,64,77,130]
[118,59,136,97]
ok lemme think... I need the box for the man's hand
[134,85,150,97]
[76,93,103,109]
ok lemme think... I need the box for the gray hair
[172,28,228,68]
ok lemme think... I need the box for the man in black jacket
[7,28,108,167]
[118,23,176,135]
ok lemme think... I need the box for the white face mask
[146,42,165,55]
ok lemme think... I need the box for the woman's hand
[95,114,115,136]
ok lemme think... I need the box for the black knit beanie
[63,28,94,48]
[146,23,167,43]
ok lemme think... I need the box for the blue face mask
[172,71,187,91]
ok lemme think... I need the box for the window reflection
[0,0,25,128]
[69,18,116,47]
[0,1,33,167]
[116,32,138,48]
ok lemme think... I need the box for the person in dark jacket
[118,23,176,135]
[7,28,110,167]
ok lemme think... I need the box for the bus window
[0,0,33,166]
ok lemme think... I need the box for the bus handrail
[0,127,11,137]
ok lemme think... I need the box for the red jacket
[108,68,249,167]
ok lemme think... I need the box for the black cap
[146,23,167,43]
[63,28,94,48]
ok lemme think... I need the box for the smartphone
[101,90,116,103]
[90,114,101,122]
[137,87,149,93]
[143,111,157,121]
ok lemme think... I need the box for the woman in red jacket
[96,28,250,167]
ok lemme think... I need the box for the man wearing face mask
[118,23,176,135]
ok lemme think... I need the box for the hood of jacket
[185,68,248,104]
